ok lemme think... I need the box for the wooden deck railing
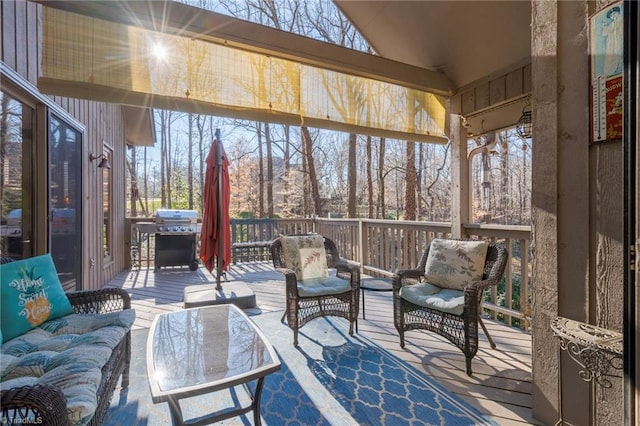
[125,216,532,329]
[315,218,532,329]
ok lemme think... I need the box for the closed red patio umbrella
[199,131,231,289]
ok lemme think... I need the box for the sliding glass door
[0,90,34,261]
[49,113,82,291]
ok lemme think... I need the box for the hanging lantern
[516,105,532,139]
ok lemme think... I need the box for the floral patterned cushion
[423,239,489,291]
[0,309,135,426]
[280,235,328,281]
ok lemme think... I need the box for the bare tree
[347,133,357,217]
[499,133,509,223]
[283,124,291,206]
[404,141,417,220]
[125,150,148,217]
[366,135,374,218]
[378,137,386,219]
[265,122,274,217]
[157,109,173,207]
[416,143,424,218]
[187,113,194,209]
[301,126,322,216]
[257,122,264,217]
[422,143,451,221]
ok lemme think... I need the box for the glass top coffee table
[147,304,280,425]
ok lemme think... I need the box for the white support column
[449,95,470,239]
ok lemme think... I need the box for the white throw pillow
[280,235,328,281]
[423,239,489,291]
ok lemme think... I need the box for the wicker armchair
[392,240,508,375]
[271,235,360,345]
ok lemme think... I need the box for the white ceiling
[335,1,532,91]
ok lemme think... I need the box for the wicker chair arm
[463,278,498,321]
[334,258,358,272]
[334,259,360,289]
[464,279,489,299]
[465,278,498,293]
[1,384,68,425]
[66,287,131,314]
[392,269,424,291]
[274,267,300,298]
[274,266,296,278]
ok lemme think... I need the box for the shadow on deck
[106,262,537,425]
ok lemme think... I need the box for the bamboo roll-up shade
[41,8,447,144]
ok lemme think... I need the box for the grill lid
[154,209,198,224]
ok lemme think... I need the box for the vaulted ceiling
[335,1,532,91]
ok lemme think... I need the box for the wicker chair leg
[348,321,354,336]
[121,335,131,388]
[121,369,130,389]
[465,357,473,376]
[479,317,497,349]
[399,331,405,348]
[293,328,299,346]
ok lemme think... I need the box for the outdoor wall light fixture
[458,113,470,129]
[516,105,533,139]
[89,153,111,169]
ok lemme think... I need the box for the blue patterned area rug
[105,311,494,425]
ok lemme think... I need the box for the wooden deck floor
[106,262,537,425]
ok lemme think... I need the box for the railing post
[230,219,237,243]
[504,238,513,325]
[358,219,364,272]
[520,239,531,329]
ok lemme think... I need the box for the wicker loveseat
[0,256,134,426]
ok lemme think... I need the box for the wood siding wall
[531,2,624,425]
[454,63,532,137]
[2,0,128,289]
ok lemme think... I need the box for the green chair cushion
[297,276,351,297]
[399,282,465,316]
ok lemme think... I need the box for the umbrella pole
[215,129,223,291]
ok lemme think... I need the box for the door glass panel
[0,90,34,260]
[49,114,82,291]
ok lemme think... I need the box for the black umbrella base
[183,282,257,309]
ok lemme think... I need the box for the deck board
[106,262,537,425]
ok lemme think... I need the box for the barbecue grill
[153,209,199,271]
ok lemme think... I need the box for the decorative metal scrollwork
[551,317,623,388]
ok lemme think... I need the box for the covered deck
[106,261,534,425]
